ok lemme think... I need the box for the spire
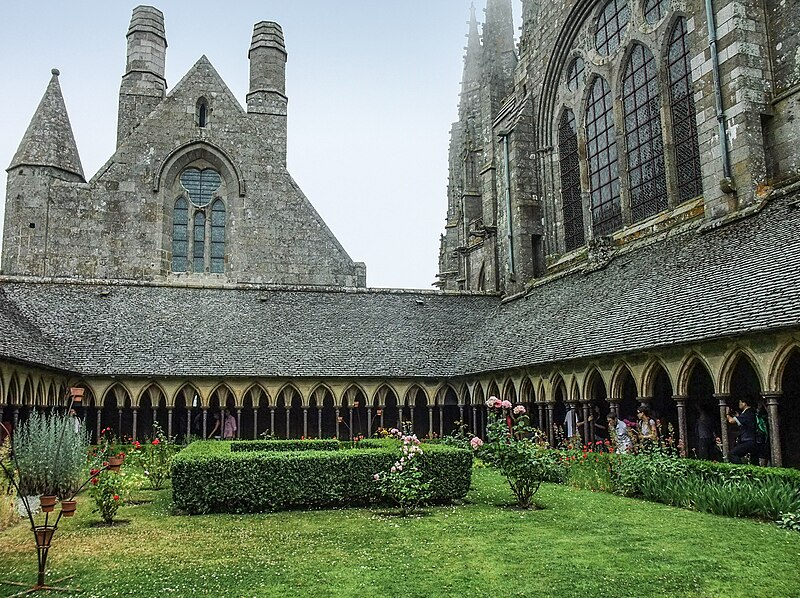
[9,69,84,179]
[461,3,482,89]
[483,0,516,56]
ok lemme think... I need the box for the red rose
[113,495,120,501]
[152,438,160,445]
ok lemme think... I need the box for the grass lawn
[0,467,798,597]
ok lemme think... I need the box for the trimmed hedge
[172,440,472,514]
[230,440,340,452]
[679,458,800,486]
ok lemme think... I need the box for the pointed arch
[472,382,485,406]
[557,106,585,250]
[568,376,581,403]
[718,347,765,396]
[404,384,430,407]
[174,382,203,408]
[502,378,518,403]
[583,367,608,400]
[641,357,675,398]
[676,352,715,396]
[486,380,500,401]
[276,383,303,407]
[609,361,637,399]
[767,341,800,393]
[519,377,535,404]
[342,383,368,408]
[243,383,271,407]
[137,381,168,408]
[459,383,472,406]
[309,382,335,408]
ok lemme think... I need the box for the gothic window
[210,200,225,274]
[193,212,206,273]
[566,57,584,91]
[585,77,622,236]
[644,0,669,25]
[197,98,208,128]
[558,109,585,251]
[595,0,630,55]
[667,17,703,202]
[622,43,667,222]
[172,198,188,272]
[172,167,226,274]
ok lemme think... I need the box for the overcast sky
[0,1,522,289]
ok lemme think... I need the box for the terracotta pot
[39,495,57,513]
[60,500,77,517]
[69,387,85,399]
[34,526,55,547]
[107,456,124,472]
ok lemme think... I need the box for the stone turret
[3,69,84,276]
[247,21,288,165]
[483,0,517,108]
[117,5,167,147]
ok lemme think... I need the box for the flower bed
[172,440,471,514]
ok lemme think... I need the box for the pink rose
[373,474,380,481]
[501,400,512,409]
[470,437,484,449]
[513,405,526,415]
[486,396,499,408]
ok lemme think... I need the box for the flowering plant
[128,422,173,490]
[88,467,130,524]
[475,396,549,508]
[373,431,431,516]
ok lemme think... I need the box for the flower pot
[108,456,124,472]
[69,387,85,400]
[34,525,55,548]
[39,495,57,513]
[60,500,77,517]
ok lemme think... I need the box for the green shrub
[171,440,472,514]
[566,452,616,492]
[230,439,340,452]
[777,511,800,532]
[12,410,90,498]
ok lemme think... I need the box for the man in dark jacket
[726,398,757,464]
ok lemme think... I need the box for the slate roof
[1,192,798,380]
[457,191,800,374]
[0,284,497,378]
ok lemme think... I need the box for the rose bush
[373,431,431,516]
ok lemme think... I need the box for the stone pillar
[673,396,688,457]
[379,407,385,429]
[366,407,373,437]
[546,402,555,446]
[132,407,138,442]
[167,407,173,439]
[152,408,158,436]
[762,392,782,467]
[715,394,731,459]
[428,406,434,439]
[302,408,308,438]
[537,402,545,431]
[285,409,290,439]
[438,405,444,438]
[253,408,258,439]
[269,407,276,438]
[186,410,191,441]
[472,406,478,435]
[117,408,123,437]
[202,407,208,439]
[581,400,592,444]
[236,408,242,439]
[459,405,464,424]
[349,407,354,439]
[317,407,323,439]
[409,404,415,431]
[608,400,620,416]
[335,408,341,439]
[95,405,102,443]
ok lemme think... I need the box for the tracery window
[622,44,667,222]
[667,17,703,202]
[172,167,226,274]
[644,0,669,25]
[585,77,622,236]
[595,0,630,55]
[558,109,585,251]
[566,57,584,92]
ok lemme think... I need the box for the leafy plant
[129,422,174,490]
[88,467,135,524]
[373,432,431,516]
[777,512,800,532]
[12,410,90,498]
[477,397,550,508]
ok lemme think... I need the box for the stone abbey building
[1,2,799,467]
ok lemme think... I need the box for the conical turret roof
[9,69,84,179]
[461,3,482,89]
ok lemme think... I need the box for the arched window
[172,167,226,275]
[193,212,206,273]
[623,44,667,222]
[172,198,188,272]
[668,18,703,202]
[644,0,669,25]
[558,108,585,250]
[210,200,225,274]
[566,57,584,92]
[595,0,630,55]
[585,77,622,236]
[197,98,208,128]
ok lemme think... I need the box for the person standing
[222,408,238,440]
[607,412,632,453]
[726,398,757,464]
[695,405,716,460]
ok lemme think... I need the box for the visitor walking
[607,412,632,453]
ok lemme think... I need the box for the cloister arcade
[1,332,798,468]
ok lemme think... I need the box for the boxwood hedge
[172,440,472,514]
[230,439,340,452]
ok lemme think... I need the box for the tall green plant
[12,410,90,498]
